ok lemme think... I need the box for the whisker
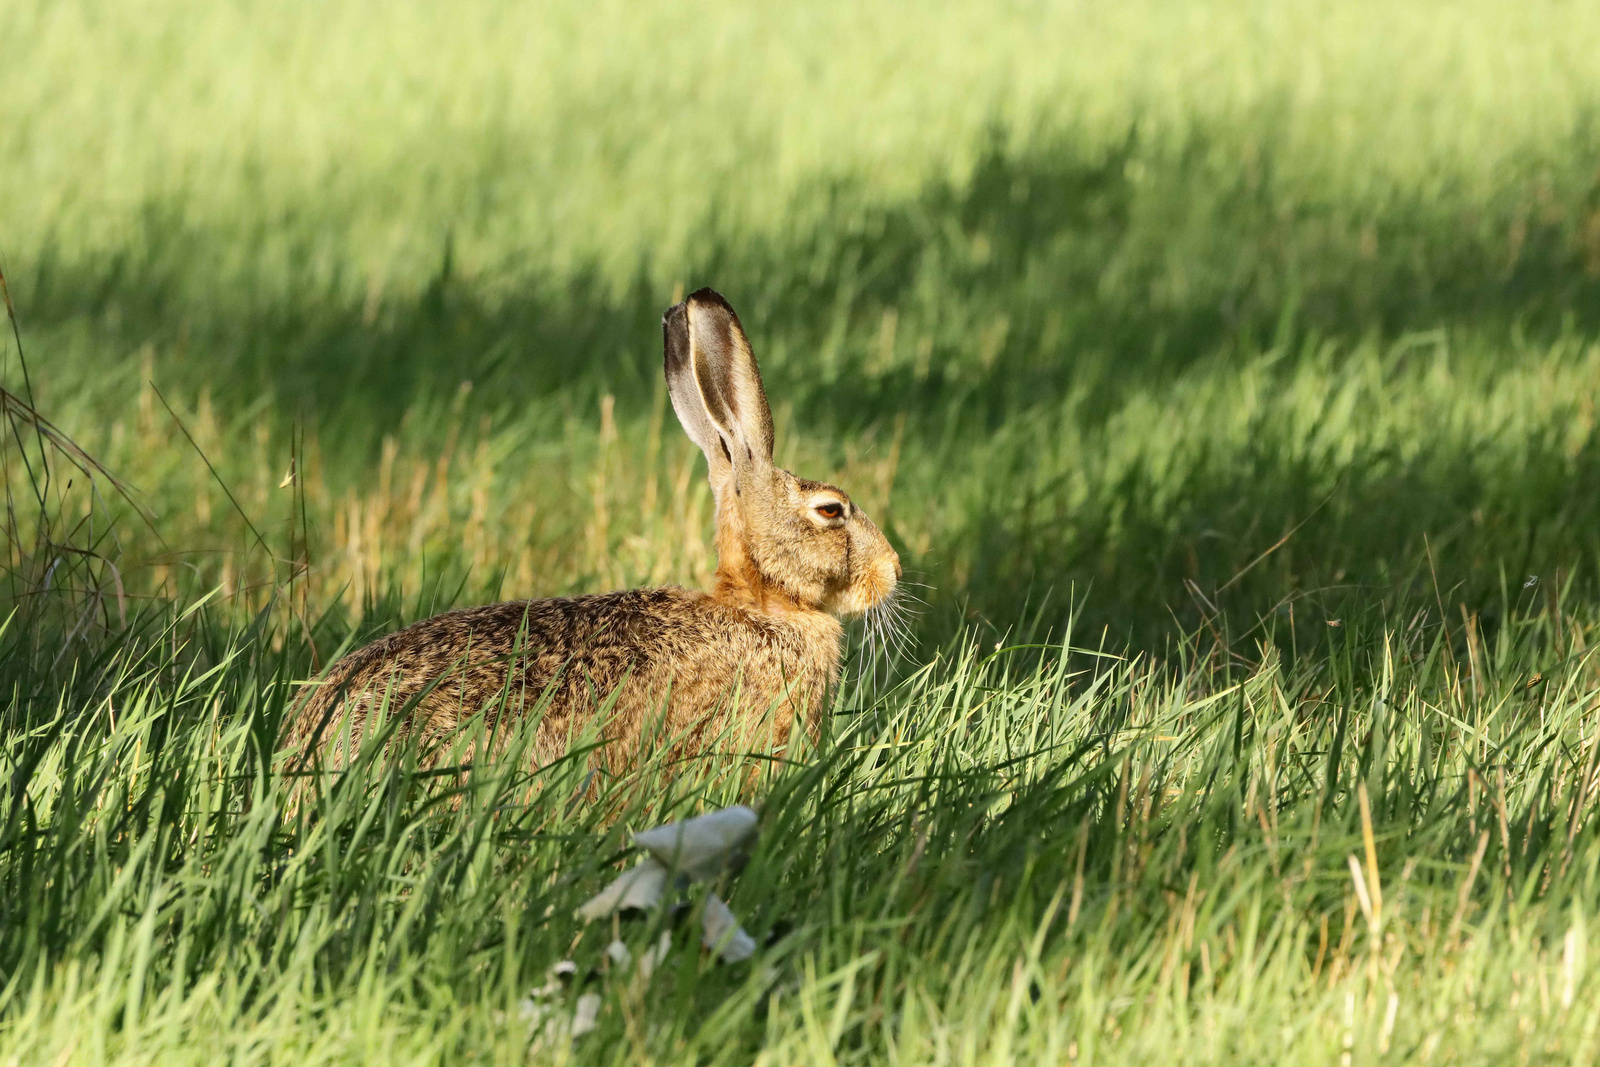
[875,602,900,679]
[873,595,913,666]
[849,584,924,692]
[886,615,914,661]
[870,609,891,685]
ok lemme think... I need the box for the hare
[286,288,901,781]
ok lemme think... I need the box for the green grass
[6,0,1600,1060]
[6,598,1600,1063]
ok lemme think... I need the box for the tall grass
[4,588,1600,1062]
[6,3,1600,642]
[6,0,1600,1060]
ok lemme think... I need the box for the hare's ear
[662,289,775,484]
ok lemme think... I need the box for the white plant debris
[516,960,583,1048]
[700,892,757,962]
[632,805,759,881]
[534,805,762,1043]
[573,860,668,921]
[571,993,603,1037]
[576,805,760,963]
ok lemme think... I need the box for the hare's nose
[892,555,903,580]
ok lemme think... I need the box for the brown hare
[286,288,901,782]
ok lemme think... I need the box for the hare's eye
[814,502,844,521]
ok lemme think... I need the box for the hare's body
[287,289,899,779]
[289,587,842,772]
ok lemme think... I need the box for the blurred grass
[7,0,1600,649]
[6,0,1600,1060]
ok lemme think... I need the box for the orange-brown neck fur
[712,491,813,614]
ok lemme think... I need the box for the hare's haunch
[287,289,901,776]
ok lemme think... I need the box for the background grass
[5,0,1600,1061]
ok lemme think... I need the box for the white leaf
[571,992,602,1037]
[575,859,668,922]
[632,805,759,881]
[701,892,756,963]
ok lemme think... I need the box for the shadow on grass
[23,122,1600,423]
[13,118,1600,649]
[952,414,1600,656]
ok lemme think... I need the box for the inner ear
[663,299,736,500]
[684,290,775,466]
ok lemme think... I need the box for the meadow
[4,0,1600,1060]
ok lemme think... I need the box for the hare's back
[292,587,709,746]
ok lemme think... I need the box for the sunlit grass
[6,0,1600,1060]
[5,0,1599,295]
[4,593,1600,1062]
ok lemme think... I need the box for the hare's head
[663,289,900,616]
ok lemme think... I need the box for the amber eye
[814,501,844,521]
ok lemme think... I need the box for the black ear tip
[685,287,734,313]
[661,288,730,323]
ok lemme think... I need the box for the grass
[5,0,1600,1060]
[5,593,1600,1062]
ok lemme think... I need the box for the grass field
[6,0,1600,1061]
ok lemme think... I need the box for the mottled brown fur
[285,289,899,782]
